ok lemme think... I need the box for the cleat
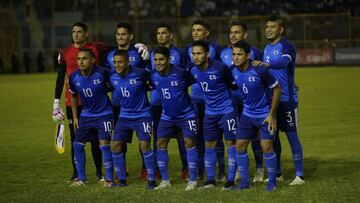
[147,180,157,190]
[253,168,264,183]
[289,176,305,186]
[221,181,235,190]
[264,174,284,182]
[70,180,86,187]
[202,180,216,189]
[67,177,79,183]
[266,183,276,192]
[154,180,171,190]
[117,179,128,187]
[185,181,197,191]
[217,174,226,182]
[181,169,189,181]
[103,180,116,188]
[235,181,250,190]
[235,169,241,181]
[97,177,105,184]
[140,168,148,181]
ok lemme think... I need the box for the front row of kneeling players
[69,40,281,191]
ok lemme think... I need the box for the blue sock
[205,148,216,181]
[227,146,236,181]
[73,142,86,182]
[264,151,277,186]
[143,150,156,181]
[273,132,282,175]
[286,132,304,177]
[251,139,263,169]
[100,145,113,181]
[157,149,169,181]
[112,152,126,180]
[216,140,225,175]
[236,151,249,184]
[186,146,198,181]
[177,138,188,170]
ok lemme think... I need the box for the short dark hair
[233,40,251,54]
[192,40,209,53]
[157,22,172,32]
[192,19,210,31]
[79,48,95,58]
[72,22,88,32]
[113,49,129,59]
[116,22,133,34]
[154,46,170,58]
[266,15,285,28]
[230,21,247,32]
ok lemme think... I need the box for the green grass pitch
[0,67,359,202]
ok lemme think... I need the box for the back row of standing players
[52,15,305,191]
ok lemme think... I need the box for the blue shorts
[203,112,237,142]
[75,114,113,142]
[277,102,298,132]
[113,117,152,142]
[157,117,197,139]
[237,115,273,140]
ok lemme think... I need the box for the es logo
[171,80,178,86]
[209,75,217,80]
[93,79,101,85]
[130,79,137,84]
[248,77,255,82]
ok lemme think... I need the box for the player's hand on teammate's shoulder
[135,43,150,61]
[252,60,270,67]
[52,99,65,123]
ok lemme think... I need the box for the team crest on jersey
[234,75,238,80]
[93,79,101,85]
[171,80,178,86]
[193,74,198,78]
[273,50,279,55]
[154,81,159,85]
[130,79,137,84]
[76,82,80,86]
[129,56,136,62]
[170,56,175,62]
[248,77,255,82]
[209,75,217,80]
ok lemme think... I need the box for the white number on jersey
[82,88,93,97]
[242,83,248,94]
[200,82,210,92]
[120,87,130,97]
[161,88,171,99]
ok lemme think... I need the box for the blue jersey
[149,44,188,106]
[263,38,298,102]
[105,44,150,106]
[109,66,151,119]
[220,45,263,68]
[150,65,195,120]
[69,66,113,117]
[221,45,263,102]
[105,44,150,71]
[190,60,234,115]
[232,64,278,118]
[187,41,222,101]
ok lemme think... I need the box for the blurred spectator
[11,53,19,74]
[37,52,45,73]
[23,52,31,74]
